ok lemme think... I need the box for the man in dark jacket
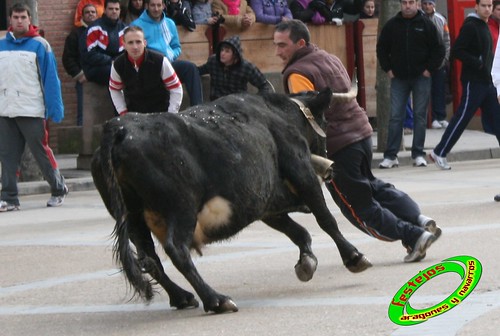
[82,0,127,85]
[377,0,445,168]
[198,35,273,101]
[430,0,500,170]
[62,3,98,125]
[273,19,440,263]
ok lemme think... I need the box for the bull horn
[331,72,358,103]
[311,154,335,180]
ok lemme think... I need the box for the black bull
[91,89,372,314]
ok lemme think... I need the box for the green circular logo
[388,255,482,326]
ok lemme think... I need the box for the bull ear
[331,72,358,103]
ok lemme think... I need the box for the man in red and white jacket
[82,0,126,85]
[109,25,183,114]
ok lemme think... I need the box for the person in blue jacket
[131,0,203,105]
[0,3,68,212]
[252,0,293,24]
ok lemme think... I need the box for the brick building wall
[38,0,81,130]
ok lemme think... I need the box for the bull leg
[127,212,199,310]
[283,161,372,273]
[262,214,318,282]
[162,215,238,314]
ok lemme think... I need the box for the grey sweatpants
[0,117,66,205]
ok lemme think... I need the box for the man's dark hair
[105,0,122,8]
[494,0,500,8]
[82,4,97,15]
[275,19,310,45]
[9,3,31,17]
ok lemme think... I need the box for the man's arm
[451,23,483,70]
[442,18,451,62]
[287,73,315,93]
[37,37,64,123]
[109,63,128,115]
[491,40,500,101]
[425,21,445,73]
[376,22,392,73]
[247,63,273,93]
[62,30,84,79]
[161,58,183,113]
[166,19,182,61]
[83,25,114,66]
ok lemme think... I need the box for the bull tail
[100,123,154,301]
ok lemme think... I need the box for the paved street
[1,158,500,336]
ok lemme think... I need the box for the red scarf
[222,0,240,15]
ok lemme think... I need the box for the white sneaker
[413,156,427,167]
[379,158,399,169]
[431,120,442,129]
[0,201,20,212]
[429,151,451,170]
[439,120,449,128]
[47,185,69,207]
[404,231,436,263]
[418,215,442,241]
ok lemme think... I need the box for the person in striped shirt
[109,25,183,114]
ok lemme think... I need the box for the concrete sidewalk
[13,128,500,196]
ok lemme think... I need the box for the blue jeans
[172,60,203,106]
[76,81,83,126]
[384,75,431,159]
[431,66,447,122]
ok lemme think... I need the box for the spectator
[211,0,255,30]
[377,0,445,168]
[421,0,451,130]
[484,0,500,135]
[0,3,68,212]
[122,0,144,24]
[252,0,293,24]
[359,0,375,18]
[109,26,183,113]
[198,35,273,100]
[289,0,327,25]
[132,0,204,105]
[164,0,196,31]
[488,0,500,50]
[192,0,222,25]
[63,4,98,126]
[273,19,440,262]
[74,0,105,27]
[492,17,500,201]
[431,0,500,170]
[82,0,127,85]
[307,0,363,25]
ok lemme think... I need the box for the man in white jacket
[0,3,68,212]
[490,18,500,202]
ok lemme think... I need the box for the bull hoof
[345,254,372,273]
[173,297,200,310]
[209,298,239,314]
[170,290,200,310]
[294,253,318,282]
